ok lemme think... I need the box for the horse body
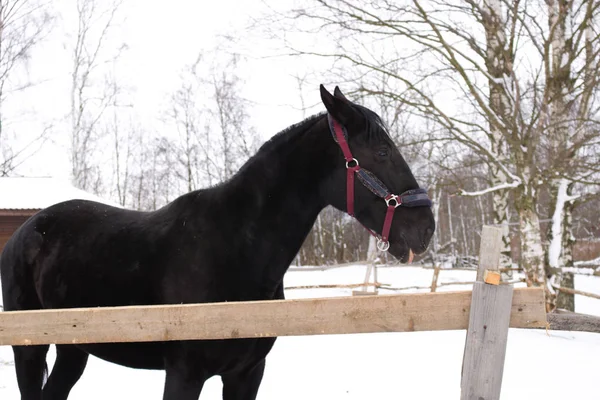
[1,86,435,399]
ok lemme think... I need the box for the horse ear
[333,86,349,102]
[320,84,357,126]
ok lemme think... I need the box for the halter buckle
[377,238,390,252]
[385,194,401,208]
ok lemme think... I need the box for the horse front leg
[162,352,207,400]
[221,359,266,400]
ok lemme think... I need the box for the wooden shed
[0,177,117,254]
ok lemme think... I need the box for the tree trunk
[482,0,513,269]
[544,0,576,311]
[556,184,576,311]
[515,181,545,290]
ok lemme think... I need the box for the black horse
[1,85,435,400]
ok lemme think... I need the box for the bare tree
[166,53,259,194]
[70,0,125,192]
[0,0,53,175]
[210,54,260,180]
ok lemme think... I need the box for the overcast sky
[8,0,334,181]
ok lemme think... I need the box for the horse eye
[376,148,389,158]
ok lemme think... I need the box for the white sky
[7,0,332,180]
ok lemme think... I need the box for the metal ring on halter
[377,238,390,252]
[385,195,401,208]
[345,158,359,169]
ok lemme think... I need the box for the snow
[548,179,569,268]
[560,52,569,68]
[0,177,120,209]
[575,256,600,267]
[1,264,599,399]
[459,179,521,197]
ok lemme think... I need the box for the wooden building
[0,177,117,254]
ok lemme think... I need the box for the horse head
[319,85,435,263]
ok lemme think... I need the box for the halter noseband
[327,114,432,252]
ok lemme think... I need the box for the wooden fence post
[430,265,441,292]
[352,262,379,296]
[461,226,513,400]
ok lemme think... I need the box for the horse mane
[234,112,326,176]
[232,103,390,183]
[256,113,325,154]
[249,103,389,163]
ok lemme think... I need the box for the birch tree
[480,0,513,269]
[543,0,600,310]
[278,0,600,303]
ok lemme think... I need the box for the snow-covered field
[1,265,599,399]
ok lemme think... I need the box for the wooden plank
[476,225,503,281]
[461,282,514,400]
[461,225,512,400]
[0,288,546,346]
[351,290,379,296]
[286,283,383,290]
[547,310,600,333]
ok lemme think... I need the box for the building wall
[0,213,36,254]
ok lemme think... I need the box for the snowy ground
[1,265,599,399]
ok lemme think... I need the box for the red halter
[328,114,432,252]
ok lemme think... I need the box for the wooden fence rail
[0,288,546,347]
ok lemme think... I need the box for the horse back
[1,199,171,311]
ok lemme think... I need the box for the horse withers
[1,85,435,400]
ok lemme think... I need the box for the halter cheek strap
[328,116,359,215]
[327,114,432,251]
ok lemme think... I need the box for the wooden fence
[0,226,549,400]
[0,287,545,346]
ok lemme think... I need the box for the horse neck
[221,114,336,284]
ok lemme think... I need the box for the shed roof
[0,177,120,210]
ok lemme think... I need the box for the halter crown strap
[328,115,353,162]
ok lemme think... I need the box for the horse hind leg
[42,345,89,400]
[12,344,50,400]
[221,359,266,400]
[4,255,50,399]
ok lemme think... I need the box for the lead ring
[377,238,390,252]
